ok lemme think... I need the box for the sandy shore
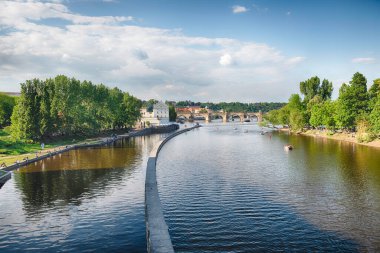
[278,128,380,148]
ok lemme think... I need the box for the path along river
[0,123,379,252]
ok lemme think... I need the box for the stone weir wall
[145,125,199,253]
[1,124,180,173]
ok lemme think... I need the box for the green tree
[370,96,380,134]
[123,93,142,127]
[0,93,16,128]
[368,78,380,110]
[168,104,177,122]
[319,79,333,100]
[309,100,336,129]
[287,94,306,131]
[11,79,41,140]
[300,76,320,102]
[335,73,369,129]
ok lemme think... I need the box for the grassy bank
[282,128,380,148]
[0,128,128,166]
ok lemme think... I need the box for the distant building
[175,106,206,114]
[139,101,170,127]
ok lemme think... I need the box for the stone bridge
[176,111,263,123]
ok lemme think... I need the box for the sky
[0,0,379,102]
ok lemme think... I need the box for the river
[0,123,379,252]
[156,123,380,252]
[0,134,166,252]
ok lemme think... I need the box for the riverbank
[0,124,179,171]
[278,128,380,148]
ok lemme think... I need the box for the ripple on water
[0,134,164,253]
[157,125,379,252]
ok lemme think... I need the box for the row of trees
[176,101,286,113]
[266,73,380,141]
[11,75,142,141]
[0,93,16,128]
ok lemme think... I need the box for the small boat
[284,145,293,151]
[244,130,248,133]
[0,170,11,188]
[260,131,265,135]
[233,127,238,130]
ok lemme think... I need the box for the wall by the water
[1,124,180,174]
[145,126,199,253]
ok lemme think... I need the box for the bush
[356,132,375,143]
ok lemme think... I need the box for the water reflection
[0,134,162,252]
[13,168,131,210]
[157,124,380,252]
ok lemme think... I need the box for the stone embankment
[0,124,179,174]
[145,125,199,253]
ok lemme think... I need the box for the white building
[139,101,170,127]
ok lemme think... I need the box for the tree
[368,78,380,110]
[300,76,320,102]
[168,104,177,122]
[0,93,16,128]
[123,93,142,127]
[309,103,324,128]
[370,95,380,134]
[11,79,41,140]
[300,76,333,104]
[287,94,306,131]
[10,75,143,141]
[309,100,336,129]
[319,79,333,100]
[335,73,369,129]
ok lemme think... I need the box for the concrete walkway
[145,125,199,253]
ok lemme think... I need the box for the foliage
[370,95,380,134]
[319,79,334,100]
[0,93,16,128]
[10,75,141,141]
[335,73,369,129]
[368,78,380,110]
[300,76,321,102]
[266,73,380,137]
[176,101,286,113]
[299,76,333,102]
[309,100,336,129]
[168,104,177,122]
[356,115,375,143]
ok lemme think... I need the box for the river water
[0,123,379,252]
[157,123,380,252]
[0,134,165,252]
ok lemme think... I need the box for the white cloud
[286,56,305,65]
[219,54,233,66]
[0,0,305,102]
[232,5,248,14]
[351,57,375,63]
[252,4,268,13]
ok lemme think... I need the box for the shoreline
[277,128,380,148]
[0,124,179,172]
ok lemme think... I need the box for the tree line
[265,72,380,142]
[175,101,286,113]
[0,93,16,128]
[10,75,142,141]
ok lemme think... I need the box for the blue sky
[0,0,379,102]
